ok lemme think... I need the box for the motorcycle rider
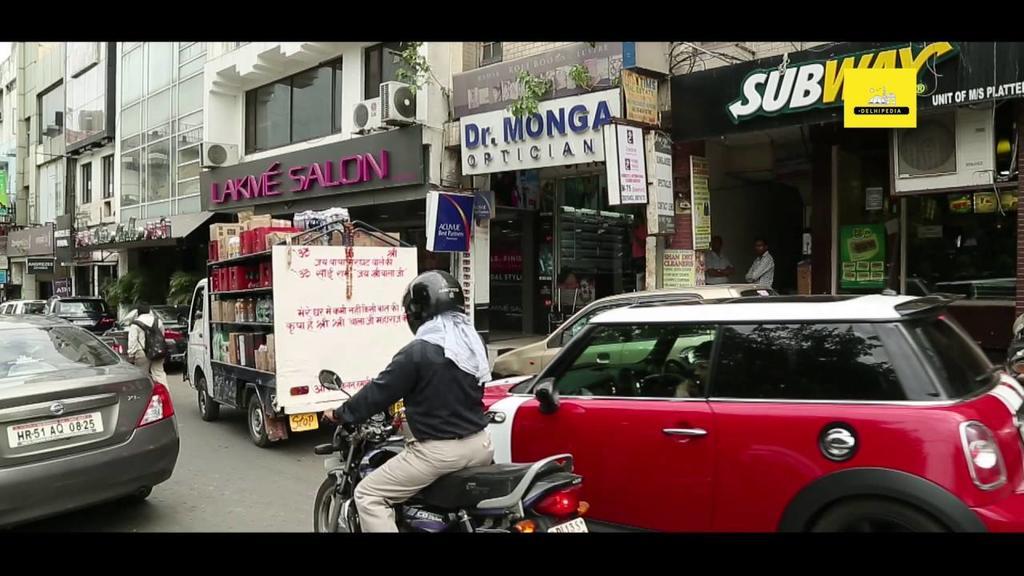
[323,270,494,532]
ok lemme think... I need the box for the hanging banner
[426,191,475,253]
[663,249,696,288]
[840,224,886,289]
[54,277,72,297]
[690,156,711,250]
[645,131,674,234]
[604,123,649,206]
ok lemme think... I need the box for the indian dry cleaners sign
[461,89,622,176]
[200,125,426,212]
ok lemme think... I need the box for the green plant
[168,271,203,306]
[569,64,594,90]
[508,71,553,118]
[101,272,146,312]
[395,42,431,94]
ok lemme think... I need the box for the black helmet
[402,270,465,334]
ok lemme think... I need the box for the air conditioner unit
[352,97,382,134]
[893,107,995,194]
[201,142,239,168]
[380,81,417,126]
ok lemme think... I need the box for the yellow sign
[622,70,659,125]
[974,191,997,214]
[289,413,320,432]
[843,68,917,128]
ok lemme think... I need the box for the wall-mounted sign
[200,125,425,212]
[622,69,659,126]
[8,225,54,257]
[645,131,674,235]
[473,190,495,222]
[604,123,648,206]
[27,258,55,275]
[55,214,73,267]
[663,249,695,288]
[974,191,998,214]
[54,277,72,297]
[865,187,885,212]
[426,191,475,253]
[0,269,7,285]
[452,42,624,118]
[690,156,711,250]
[461,89,622,176]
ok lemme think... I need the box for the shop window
[244,59,343,154]
[363,43,403,99]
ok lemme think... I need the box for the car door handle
[663,428,708,437]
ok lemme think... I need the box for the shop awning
[74,212,214,253]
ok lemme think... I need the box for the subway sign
[727,42,957,123]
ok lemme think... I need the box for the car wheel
[810,497,947,532]
[247,394,272,448]
[123,487,153,504]
[197,377,220,422]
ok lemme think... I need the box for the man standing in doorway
[745,237,775,289]
[705,235,735,285]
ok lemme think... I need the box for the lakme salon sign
[200,126,426,212]
[461,89,622,176]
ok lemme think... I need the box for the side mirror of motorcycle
[535,378,560,415]
[319,369,349,397]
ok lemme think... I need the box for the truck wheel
[247,394,272,448]
[810,497,947,532]
[197,376,220,422]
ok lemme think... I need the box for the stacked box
[266,335,276,373]
[228,332,241,365]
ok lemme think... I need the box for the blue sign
[427,192,475,253]
[0,270,7,285]
[473,191,494,222]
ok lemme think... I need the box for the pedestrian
[705,235,735,285]
[127,302,168,386]
[745,236,776,289]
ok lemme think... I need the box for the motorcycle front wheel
[314,476,353,533]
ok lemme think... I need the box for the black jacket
[334,339,488,441]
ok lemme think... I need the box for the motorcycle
[312,370,589,533]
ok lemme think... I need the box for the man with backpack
[127,302,169,385]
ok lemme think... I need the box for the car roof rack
[894,293,963,316]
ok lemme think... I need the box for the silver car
[0,315,179,527]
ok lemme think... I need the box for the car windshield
[152,308,178,323]
[23,303,45,314]
[0,327,120,383]
[907,314,994,398]
[57,300,107,314]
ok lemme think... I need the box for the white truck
[184,221,417,447]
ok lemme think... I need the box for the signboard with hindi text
[272,245,418,414]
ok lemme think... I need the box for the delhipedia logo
[843,68,917,128]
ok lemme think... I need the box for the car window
[713,323,904,401]
[907,315,992,398]
[0,327,120,383]
[23,303,45,315]
[190,286,206,332]
[56,300,107,314]
[560,304,622,345]
[152,308,176,322]
[0,304,10,315]
[553,323,716,399]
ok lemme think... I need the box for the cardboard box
[797,261,812,295]
[209,240,220,262]
[228,332,241,365]
[272,219,292,228]
[238,211,254,227]
[211,300,221,323]
[246,215,273,232]
[210,223,243,242]
[259,261,273,287]
[265,231,297,250]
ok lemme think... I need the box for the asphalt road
[20,370,333,532]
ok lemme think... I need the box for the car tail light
[164,329,183,340]
[290,386,309,396]
[137,382,175,427]
[533,485,582,518]
[960,421,1007,490]
[99,317,114,327]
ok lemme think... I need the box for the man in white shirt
[705,236,735,285]
[745,237,775,289]
[127,302,167,385]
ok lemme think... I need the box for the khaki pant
[354,429,494,532]
[133,355,167,386]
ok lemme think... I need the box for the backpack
[133,318,168,361]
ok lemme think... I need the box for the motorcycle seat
[415,462,557,511]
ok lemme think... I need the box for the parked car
[0,315,179,527]
[44,297,115,334]
[0,300,46,315]
[99,305,189,365]
[482,293,1024,532]
[492,284,775,378]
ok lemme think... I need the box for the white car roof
[593,294,923,324]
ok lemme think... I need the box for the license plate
[75,320,94,326]
[289,413,319,432]
[548,517,588,533]
[7,412,104,448]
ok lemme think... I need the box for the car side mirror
[535,378,560,415]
